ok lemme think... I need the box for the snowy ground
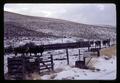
[4,38,116,80]
[4,49,116,80]
[40,53,116,80]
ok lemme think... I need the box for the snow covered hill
[4,11,116,40]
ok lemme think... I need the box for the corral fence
[7,54,54,80]
[4,39,113,80]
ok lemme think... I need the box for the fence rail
[4,41,91,54]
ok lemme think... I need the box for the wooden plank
[41,60,52,63]
[78,49,81,60]
[54,58,67,60]
[43,41,90,51]
[39,64,52,67]
[40,67,52,70]
[40,61,51,71]
[40,66,52,69]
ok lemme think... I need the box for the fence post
[22,56,25,80]
[50,54,54,71]
[15,51,17,56]
[88,44,90,51]
[98,50,100,57]
[78,49,81,61]
[66,49,69,65]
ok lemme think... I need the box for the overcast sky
[4,4,116,26]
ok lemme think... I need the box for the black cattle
[14,45,28,56]
[102,39,110,47]
[89,41,94,46]
[94,41,101,48]
[28,46,44,56]
[14,43,44,56]
[4,46,14,54]
[35,46,44,55]
[14,42,35,56]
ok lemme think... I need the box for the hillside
[4,11,116,40]
[4,21,59,38]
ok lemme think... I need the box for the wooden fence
[7,54,54,80]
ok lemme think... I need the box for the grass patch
[100,45,116,57]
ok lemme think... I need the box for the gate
[7,57,25,80]
[7,54,54,80]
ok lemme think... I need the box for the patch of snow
[41,75,51,80]
[41,55,116,80]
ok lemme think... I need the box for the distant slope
[4,22,57,38]
[4,11,116,40]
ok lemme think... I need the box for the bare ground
[100,45,116,57]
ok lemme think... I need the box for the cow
[14,42,44,57]
[14,45,28,56]
[28,46,44,56]
[102,39,110,47]
[94,40,101,48]
[4,46,14,54]
[89,40,94,46]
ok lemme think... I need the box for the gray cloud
[4,4,116,26]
